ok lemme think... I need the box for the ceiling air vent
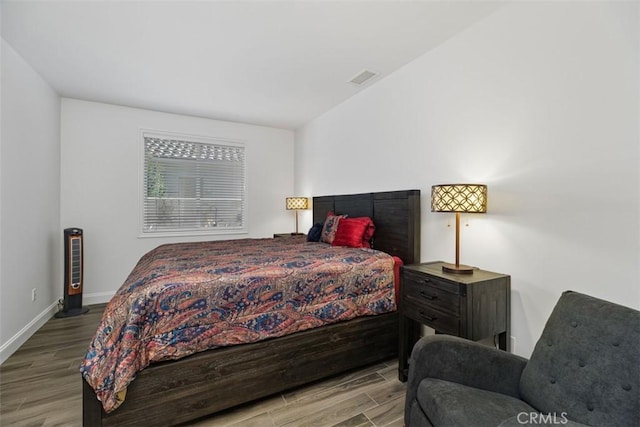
[348,69,378,86]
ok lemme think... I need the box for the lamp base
[442,263,475,274]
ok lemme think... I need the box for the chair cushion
[519,291,640,427]
[417,378,535,427]
[409,400,434,427]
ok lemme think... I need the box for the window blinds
[143,135,246,233]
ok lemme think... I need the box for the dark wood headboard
[313,189,421,265]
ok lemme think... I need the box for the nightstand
[273,233,305,238]
[398,261,511,381]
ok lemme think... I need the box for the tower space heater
[55,228,89,318]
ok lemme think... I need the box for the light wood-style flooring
[0,304,406,427]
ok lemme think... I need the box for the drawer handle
[420,290,437,300]
[419,310,437,322]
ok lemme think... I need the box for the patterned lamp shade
[286,197,310,210]
[431,184,487,213]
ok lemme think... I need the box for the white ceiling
[2,1,503,130]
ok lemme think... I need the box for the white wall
[0,39,61,363]
[61,99,295,300]
[295,1,639,358]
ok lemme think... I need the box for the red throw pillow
[351,217,375,248]
[332,217,375,248]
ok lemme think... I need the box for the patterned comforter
[81,236,396,413]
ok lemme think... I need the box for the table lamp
[431,184,487,274]
[286,197,309,235]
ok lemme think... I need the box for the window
[141,132,246,235]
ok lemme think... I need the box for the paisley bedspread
[80,236,396,413]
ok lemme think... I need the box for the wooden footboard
[83,312,398,426]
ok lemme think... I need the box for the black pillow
[306,223,323,242]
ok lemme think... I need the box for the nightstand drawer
[402,298,459,336]
[402,272,460,316]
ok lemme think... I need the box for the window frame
[138,129,248,238]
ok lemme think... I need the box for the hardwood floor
[0,304,406,427]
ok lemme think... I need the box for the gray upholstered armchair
[405,291,640,427]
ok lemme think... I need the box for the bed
[82,189,420,426]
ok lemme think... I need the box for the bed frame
[83,189,420,426]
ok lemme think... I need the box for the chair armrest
[405,335,528,422]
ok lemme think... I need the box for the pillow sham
[360,217,375,247]
[320,213,346,244]
[306,222,324,242]
[332,217,375,248]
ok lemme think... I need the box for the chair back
[519,291,639,426]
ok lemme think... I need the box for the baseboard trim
[0,301,58,365]
[0,291,115,365]
[83,291,114,306]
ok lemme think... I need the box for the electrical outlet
[510,336,516,353]
[31,288,37,302]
